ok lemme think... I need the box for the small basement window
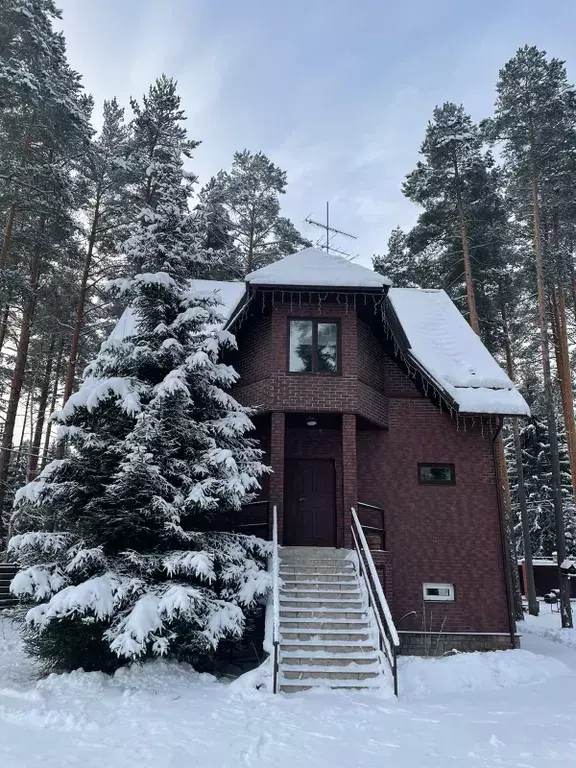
[423,583,455,602]
[289,319,339,373]
[418,463,455,485]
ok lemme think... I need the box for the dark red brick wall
[269,300,358,414]
[234,313,271,385]
[230,292,512,638]
[358,319,386,391]
[357,397,510,634]
[232,298,387,425]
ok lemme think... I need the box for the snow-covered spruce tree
[8,145,271,673]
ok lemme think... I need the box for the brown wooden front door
[284,459,336,546]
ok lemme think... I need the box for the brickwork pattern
[269,412,285,540]
[230,292,513,639]
[342,414,357,549]
[232,300,387,425]
[399,632,519,656]
[357,393,510,635]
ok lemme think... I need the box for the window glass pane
[317,322,338,372]
[426,587,450,597]
[289,320,313,372]
[365,531,383,551]
[419,464,454,483]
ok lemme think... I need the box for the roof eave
[386,303,530,418]
[246,282,390,293]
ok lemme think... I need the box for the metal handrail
[271,504,280,693]
[351,506,400,696]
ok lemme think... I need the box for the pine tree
[60,98,132,409]
[490,45,575,626]
[0,0,91,524]
[200,150,310,277]
[402,103,490,332]
[8,137,270,673]
[373,227,419,287]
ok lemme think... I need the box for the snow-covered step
[281,591,361,600]
[280,623,371,634]
[280,546,349,557]
[280,630,372,642]
[280,653,379,667]
[281,665,380,681]
[279,677,382,692]
[280,571,357,586]
[280,610,366,621]
[280,559,353,567]
[281,641,377,653]
[280,560,353,568]
[280,598,363,609]
[281,586,360,595]
[280,570,354,580]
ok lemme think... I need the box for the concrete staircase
[277,546,385,693]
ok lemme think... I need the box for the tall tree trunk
[453,160,480,335]
[27,336,55,481]
[0,203,16,271]
[512,419,538,615]
[570,256,576,320]
[0,213,45,522]
[0,305,10,354]
[61,204,99,407]
[551,286,576,503]
[14,386,32,470]
[40,337,64,471]
[0,204,17,355]
[500,299,535,616]
[455,171,518,621]
[247,224,255,275]
[531,170,572,628]
[456,198,479,335]
[54,202,100,463]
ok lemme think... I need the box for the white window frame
[423,583,455,602]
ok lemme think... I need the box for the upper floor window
[289,319,339,373]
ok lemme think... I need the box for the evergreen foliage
[507,416,576,557]
[8,135,271,673]
[196,150,310,278]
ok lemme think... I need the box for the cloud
[55,0,576,269]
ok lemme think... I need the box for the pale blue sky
[58,0,576,266]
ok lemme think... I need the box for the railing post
[271,504,280,693]
[393,646,398,697]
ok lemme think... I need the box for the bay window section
[289,319,339,373]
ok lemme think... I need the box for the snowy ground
[1,611,576,767]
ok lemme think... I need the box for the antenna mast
[305,202,358,259]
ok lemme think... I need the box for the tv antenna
[305,202,358,259]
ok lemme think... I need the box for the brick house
[110,246,529,661]
[195,247,529,658]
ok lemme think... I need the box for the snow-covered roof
[108,280,246,341]
[106,275,528,418]
[387,288,530,417]
[245,247,391,289]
